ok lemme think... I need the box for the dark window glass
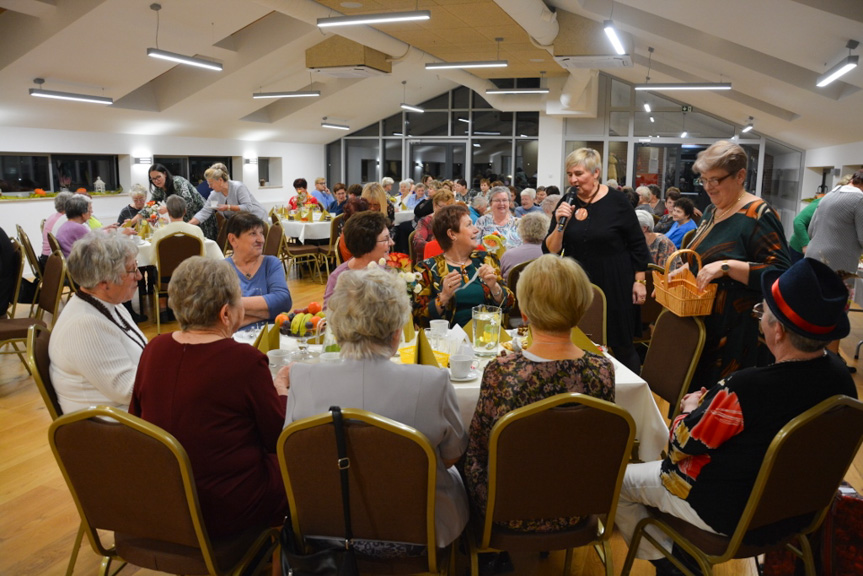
[345,140,379,184]
[53,154,119,191]
[351,122,379,137]
[473,91,492,109]
[516,112,539,137]
[383,140,402,180]
[472,139,512,185]
[472,110,513,136]
[326,140,342,186]
[189,156,232,185]
[383,112,404,136]
[406,111,448,136]
[419,92,449,109]
[0,154,50,192]
[451,112,470,136]
[452,86,469,108]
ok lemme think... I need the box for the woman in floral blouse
[148,164,217,240]
[475,186,522,249]
[464,254,615,533]
[413,204,513,328]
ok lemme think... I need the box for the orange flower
[34,188,46,196]
[146,200,156,207]
[76,188,87,193]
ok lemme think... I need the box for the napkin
[570,326,601,355]
[268,323,281,351]
[418,328,442,368]
[253,324,268,352]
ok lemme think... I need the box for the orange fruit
[308,301,323,315]
[275,313,290,327]
[310,315,323,329]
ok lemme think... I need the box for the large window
[0,154,50,192]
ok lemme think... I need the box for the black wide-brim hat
[761,258,850,341]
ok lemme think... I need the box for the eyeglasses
[377,235,394,244]
[751,302,764,320]
[694,173,733,188]
[491,198,509,204]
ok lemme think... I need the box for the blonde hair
[169,257,241,331]
[361,182,388,216]
[204,167,229,182]
[328,267,410,359]
[518,254,593,332]
[565,148,602,175]
[693,140,748,175]
[432,189,455,209]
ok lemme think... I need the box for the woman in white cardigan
[284,266,469,548]
[49,232,147,414]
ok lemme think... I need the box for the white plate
[449,370,479,382]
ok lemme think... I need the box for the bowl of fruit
[276,301,326,361]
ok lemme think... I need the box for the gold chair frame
[16,224,43,314]
[318,213,344,277]
[577,283,607,347]
[152,232,204,334]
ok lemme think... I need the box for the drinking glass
[472,305,501,356]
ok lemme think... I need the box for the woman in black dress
[542,148,650,372]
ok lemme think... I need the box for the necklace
[716,192,745,221]
[444,254,473,282]
[574,187,601,221]
[233,256,260,279]
[76,291,147,350]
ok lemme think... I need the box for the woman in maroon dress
[130,257,288,538]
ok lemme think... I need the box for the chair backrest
[408,230,417,265]
[723,395,863,557]
[48,406,227,575]
[37,251,66,325]
[577,283,607,346]
[506,259,534,327]
[263,221,282,257]
[2,239,24,318]
[27,324,62,420]
[261,219,269,239]
[328,214,344,252]
[640,309,706,419]
[333,235,343,266]
[639,265,665,331]
[483,393,635,546]
[681,228,696,249]
[47,231,61,255]
[16,224,42,282]
[154,233,204,291]
[278,409,440,572]
[215,212,229,254]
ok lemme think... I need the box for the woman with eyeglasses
[475,186,522,249]
[685,140,791,391]
[147,163,217,241]
[49,232,148,414]
[323,211,393,307]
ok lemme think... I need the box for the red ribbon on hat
[771,279,835,335]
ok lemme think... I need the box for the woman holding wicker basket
[685,140,791,391]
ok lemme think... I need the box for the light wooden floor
[2,271,861,575]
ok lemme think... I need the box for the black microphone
[556,186,579,232]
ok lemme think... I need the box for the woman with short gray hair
[636,209,676,266]
[500,212,549,280]
[475,186,522,248]
[130,256,288,539]
[40,190,74,265]
[285,265,470,549]
[49,231,147,414]
[117,184,148,225]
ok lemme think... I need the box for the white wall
[0,126,324,252]
[803,140,863,202]
[537,114,565,189]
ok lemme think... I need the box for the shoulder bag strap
[330,406,353,546]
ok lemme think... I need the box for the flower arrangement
[138,200,163,222]
[76,188,87,193]
[34,188,46,196]
[371,253,422,295]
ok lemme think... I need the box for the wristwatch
[721,261,730,277]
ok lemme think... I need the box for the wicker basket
[652,249,717,317]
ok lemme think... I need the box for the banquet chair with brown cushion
[621,395,863,576]
[49,406,278,576]
[505,258,534,329]
[318,214,344,276]
[470,393,635,576]
[640,309,706,421]
[26,323,91,576]
[278,409,451,576]
[1,247,65,374]
[153,232,204,334]
[16,224,43,314]
[681,228,696,249]
[215,212,229,255]
[634,265,665,348]
[577,283,607,347]
[262,221,282,259]
[282,231,323,284]
[46,232,78,300]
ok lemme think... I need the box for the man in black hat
[616,257,858,575]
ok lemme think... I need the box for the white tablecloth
[394,209,415,225]
[281,219,331,244]
[135,238,224,267]
[449,352,669,462]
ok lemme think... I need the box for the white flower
[378,258,387,266]
[367,261,377,269]
[413,283,422,294]
[414,272,422,282]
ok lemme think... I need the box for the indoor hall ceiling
[0,0,860,150]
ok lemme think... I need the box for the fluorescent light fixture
[740,125,753,133]
[425,60,508,70]
[133,157,152,165]
[457,117,470,123]
[29,87,113,105]
[816,55,858,87]
[643,103,651,112]
[392,132,403,136]
[680,131,688,138]
[400,103,425,113]
[252,90,320,99]
[147,48,223,71]
[473,143,481,148]
[485,88,549,95]
[649,116,655,123]
[603,21,626,56]
[321,121,350,130]
[635,82,732,91]
[474,131,501,136]
[317,10,430,28]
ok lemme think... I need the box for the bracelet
[492,285,503,298]
[635,279,646,285]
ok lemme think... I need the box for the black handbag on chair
[280,406,359,576]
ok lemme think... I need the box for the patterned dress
[686,199,791,390]
[413,250,514,328]
[475,214,522,248]
[149,176,217,240]
[647,233,677,266]
[464,350,615,532]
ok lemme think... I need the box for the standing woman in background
[542,148,650,372]
[147,163,218,240]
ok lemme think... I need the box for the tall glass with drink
[472,305,501,356]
